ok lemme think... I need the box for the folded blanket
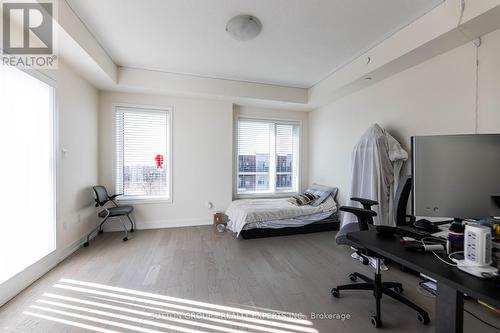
[226,195,337,236]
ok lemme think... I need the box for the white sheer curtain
[0,66,55,284]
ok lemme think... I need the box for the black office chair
[350,197,379,223]
[84,185,135,247]
[332,185,429,328]
[349,175,412,227]
[394,175,414,226]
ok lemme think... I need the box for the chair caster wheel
[83,242,89,247]
[417,313,430,325]
[371,316,382,328]
[98,230,103,234]
[349,273,357,282]
[123,237,128,242]
[331,288,340,298]
[395,286,403,294]
[130,228,135,232]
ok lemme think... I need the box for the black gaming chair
[84,186,135,247]
[332,176,429,328]
[394,175,414,226]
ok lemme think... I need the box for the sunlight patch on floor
[23,278,318,333]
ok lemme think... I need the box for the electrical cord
[419,237,459,266]
[417,234,500,329]
[464,308,500,331]
[415,284,500,330]
[420,236,446,243]
[432,251,458,266]
[418,291,500,330]
[420,239,491,269]
[448,250,464,261]
[448,250,464,258]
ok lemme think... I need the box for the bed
[226,184,340,239]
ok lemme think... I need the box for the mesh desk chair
[332,181,429,328]
[84,185,135,247]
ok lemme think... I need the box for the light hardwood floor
[0,226,498,332]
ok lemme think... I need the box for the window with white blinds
[115,106,171,200]
[236,118,300,195]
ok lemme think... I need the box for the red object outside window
[155,154,164,169]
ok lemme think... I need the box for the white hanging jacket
[342,124,408,227]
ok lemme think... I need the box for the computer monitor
[412,134,500,219]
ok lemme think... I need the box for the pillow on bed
[305,183,338,207]
[288,192,319,206]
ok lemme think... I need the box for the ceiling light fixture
[226,15,262,41]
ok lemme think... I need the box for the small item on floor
[213,212,228,233]
[216,223,226,232]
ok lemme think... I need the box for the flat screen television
[412,134,500,219]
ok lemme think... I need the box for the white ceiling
[66,0,443,88]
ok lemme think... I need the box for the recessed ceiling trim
[66,0,444,88]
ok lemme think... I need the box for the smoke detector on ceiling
[226,15,262,41]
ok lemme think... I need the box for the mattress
[226,195,337,236]
[240,216,340,239]
[242,210,336,230]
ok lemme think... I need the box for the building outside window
[236,118,300,195]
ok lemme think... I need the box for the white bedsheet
[242,210,336,231]
[226,196,337,236]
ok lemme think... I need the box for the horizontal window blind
[238,121,273,193]
[276,124,297,191]
[115,107,170,199]
[237,119,300,194]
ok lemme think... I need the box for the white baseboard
[0,232,95,307]
[102,217,212,232]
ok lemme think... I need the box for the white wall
[99,92,234,229]
[57,62,100,249]
[234,105,310,193]
[1,61,99,306]
[309,28,500,206]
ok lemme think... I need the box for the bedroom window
[115,106,172,201]
[236,118,300,196]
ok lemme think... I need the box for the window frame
[113,103,173,204]
[234,116,302,199]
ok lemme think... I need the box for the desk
[347,230,500,333]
